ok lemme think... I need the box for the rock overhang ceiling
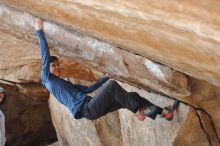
[1,1,220,146]
[1,0,220,87]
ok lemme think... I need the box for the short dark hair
[50,56,59,63]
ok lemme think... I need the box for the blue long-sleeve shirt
[36,30,109,119]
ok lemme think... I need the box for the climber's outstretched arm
[35,19,51,83]
[76,74,114,94]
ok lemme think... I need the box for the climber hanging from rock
[35,18,179,121]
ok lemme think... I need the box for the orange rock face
[1,0,220,87]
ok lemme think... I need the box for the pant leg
[106,80,164,120]
[106,80,152,113]
[79,80,153,120]
[79,81,122,120]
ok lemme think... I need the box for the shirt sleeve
[76,76,109,94]
[36,30,51,84]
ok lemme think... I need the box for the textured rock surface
[0,27,103,145]
[0,31,41,83]
[0,81,57,146]
[49,95,103,146]
[49,80,189,146]
[116,81,219,146]
[0,27,98,83]
[0,0,220,87]
[47,142,60,146]
[0,29,57,145]
[117,81,189,146]
[49,80,220,146]
[0,1,220,146]
[0,5,190,98]
[184,78,220,145]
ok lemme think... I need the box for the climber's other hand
[35,18,43,30]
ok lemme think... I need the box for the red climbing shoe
[136,105,148,121]
[164,100,180,121]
